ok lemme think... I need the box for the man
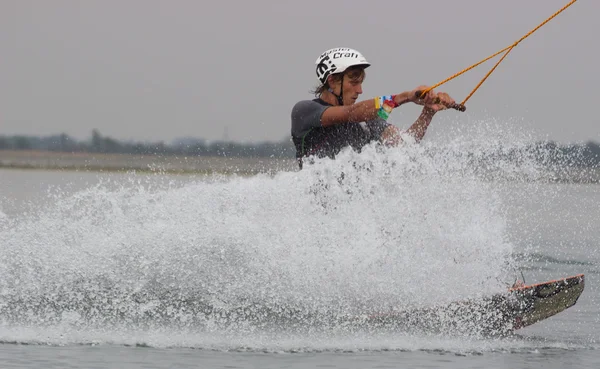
[291,47,457,169]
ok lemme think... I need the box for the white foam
[2,129,571,348]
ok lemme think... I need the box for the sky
[1,0,598,144]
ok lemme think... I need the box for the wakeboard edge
[361,274,585,334]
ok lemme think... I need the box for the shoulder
[291,99,329,121]
[291,99,331,136]
[292,99,325,113]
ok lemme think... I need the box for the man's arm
[403,91,455,142]
[320,91,412,127]
[322,86,454,130]
[380,89,457,145]
[404,107,436,142]
[379,107,436,146]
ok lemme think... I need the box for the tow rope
[419,0,577,112]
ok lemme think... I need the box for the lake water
[0,143,598,368]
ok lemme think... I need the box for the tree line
[0,130,296,158]
[0,130,599,167]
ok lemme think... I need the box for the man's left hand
[426,92,456,112]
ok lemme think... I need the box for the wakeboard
[360,274,585,335]
[508,273,585,329]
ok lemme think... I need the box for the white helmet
[315,47,371,84]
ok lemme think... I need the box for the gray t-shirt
[291,100,330,138]
[291,99,390,158]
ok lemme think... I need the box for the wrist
[393,92,411,106]
[421,106,436,116]
[374,95,398,120]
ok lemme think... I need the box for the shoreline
[0,150,298,175]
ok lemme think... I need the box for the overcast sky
[1,0,598,144]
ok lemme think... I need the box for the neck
[320,90,343,106]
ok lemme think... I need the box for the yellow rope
[461,43,517,105]
[422,46,513,96]
[420,0,577,106]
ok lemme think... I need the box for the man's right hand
[409,85,439,106]
[410,86,457,111]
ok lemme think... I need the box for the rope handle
[419,0,577,109]
[415,91,466,112]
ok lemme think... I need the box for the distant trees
[0,130,297,158]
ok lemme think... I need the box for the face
[328,68,365,105]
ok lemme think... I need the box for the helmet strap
[327,74,344,106]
